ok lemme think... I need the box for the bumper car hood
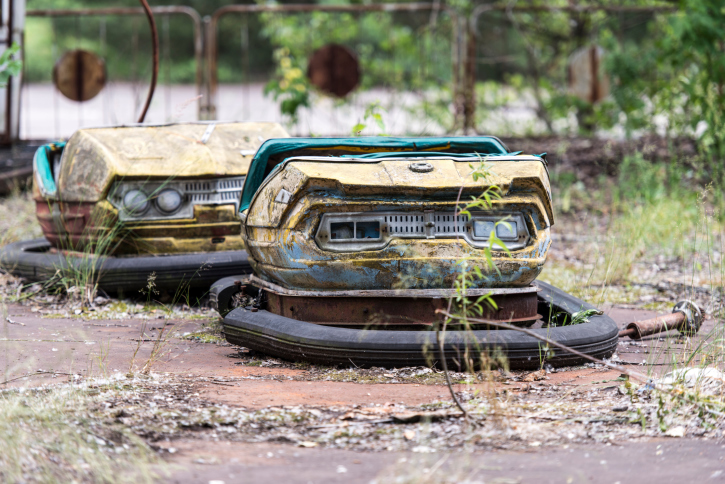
[47,122,289,202]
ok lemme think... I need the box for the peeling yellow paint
[243,155,553,290]
[54,122,289,202]
[34,122,289,255]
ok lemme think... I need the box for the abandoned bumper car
[210,137,619,369]
[0,122,289,293]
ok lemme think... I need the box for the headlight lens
[123,190,149,214]
[496,221,518,240]
[155,188,183,214]
[473,220,494,238]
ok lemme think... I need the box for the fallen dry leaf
[522,369,546,382]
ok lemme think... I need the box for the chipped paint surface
[33,122,289,255]
[53,122,289,202]
[244,156,553,290]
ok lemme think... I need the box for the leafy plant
[352,102,386,136]
[604,1,725,181]
[263,47,310,124]
[0,43,21,87]
[259,5,454,123]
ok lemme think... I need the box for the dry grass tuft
[0,379,162,483]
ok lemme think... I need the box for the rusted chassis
[211,278,618,369]
[221,274,541,327]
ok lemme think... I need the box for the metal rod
[27,6,201,18]
[27,6,203,120]
[137,0,159,123]
[618,312,687,339]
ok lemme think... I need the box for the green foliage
[352,102,385,136]
[259,4,453,121]
[0,43,21,87]
[604,0,725,179]
[263,48,310,123]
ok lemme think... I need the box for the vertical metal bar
[353,9,361,130]
[51,16,59,139]
[463,17,476,133]
[76,15,82,131]
[191,11,202,120]
[163,13,170,121]
[100,16,108,125]
[589,45,599,104]
[452,14,462,131]
[3,0,13,142]
[240,14,249,121]
[390,12,396,135]
[132,15,139,118]
[21,32,28,139]
[202,15,214,120]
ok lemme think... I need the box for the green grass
[543,154,723,299]
[179,319,225,344]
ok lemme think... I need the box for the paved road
[2,303,721,483]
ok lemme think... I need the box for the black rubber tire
[0,238,252,293]
[221,280,618,369]
[210,275,248,315]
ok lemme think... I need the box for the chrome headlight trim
[315,211,531,252]
[108,176,245,221]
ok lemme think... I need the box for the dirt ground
[3,301,724,483]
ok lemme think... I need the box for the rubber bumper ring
[0,238,252,293]
[216,278,619,370]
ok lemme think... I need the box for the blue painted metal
[239,136,510,212]
[32,142,66,198]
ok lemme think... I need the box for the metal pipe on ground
[618,301,703,340]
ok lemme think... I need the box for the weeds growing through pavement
[432,151,725,436]
[429,156,519,418]
[128,273,177,376]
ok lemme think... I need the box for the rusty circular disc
[53,49,107,102]
[306,44,360,98]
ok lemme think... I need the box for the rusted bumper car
[0,122,288,293]
[211,137,618,369]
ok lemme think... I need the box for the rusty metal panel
[248,274,540,327]
[33,122,289,255]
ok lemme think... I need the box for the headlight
[108,176,245,221]
[122,190,149,215]
[316,210,531,252]
[155,189,183,214]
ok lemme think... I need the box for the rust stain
[243,155,553,290]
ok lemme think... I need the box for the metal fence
[21,3,465,139]
[204,3,461,135]
[18,2,678,141]
[23,6,202,140]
